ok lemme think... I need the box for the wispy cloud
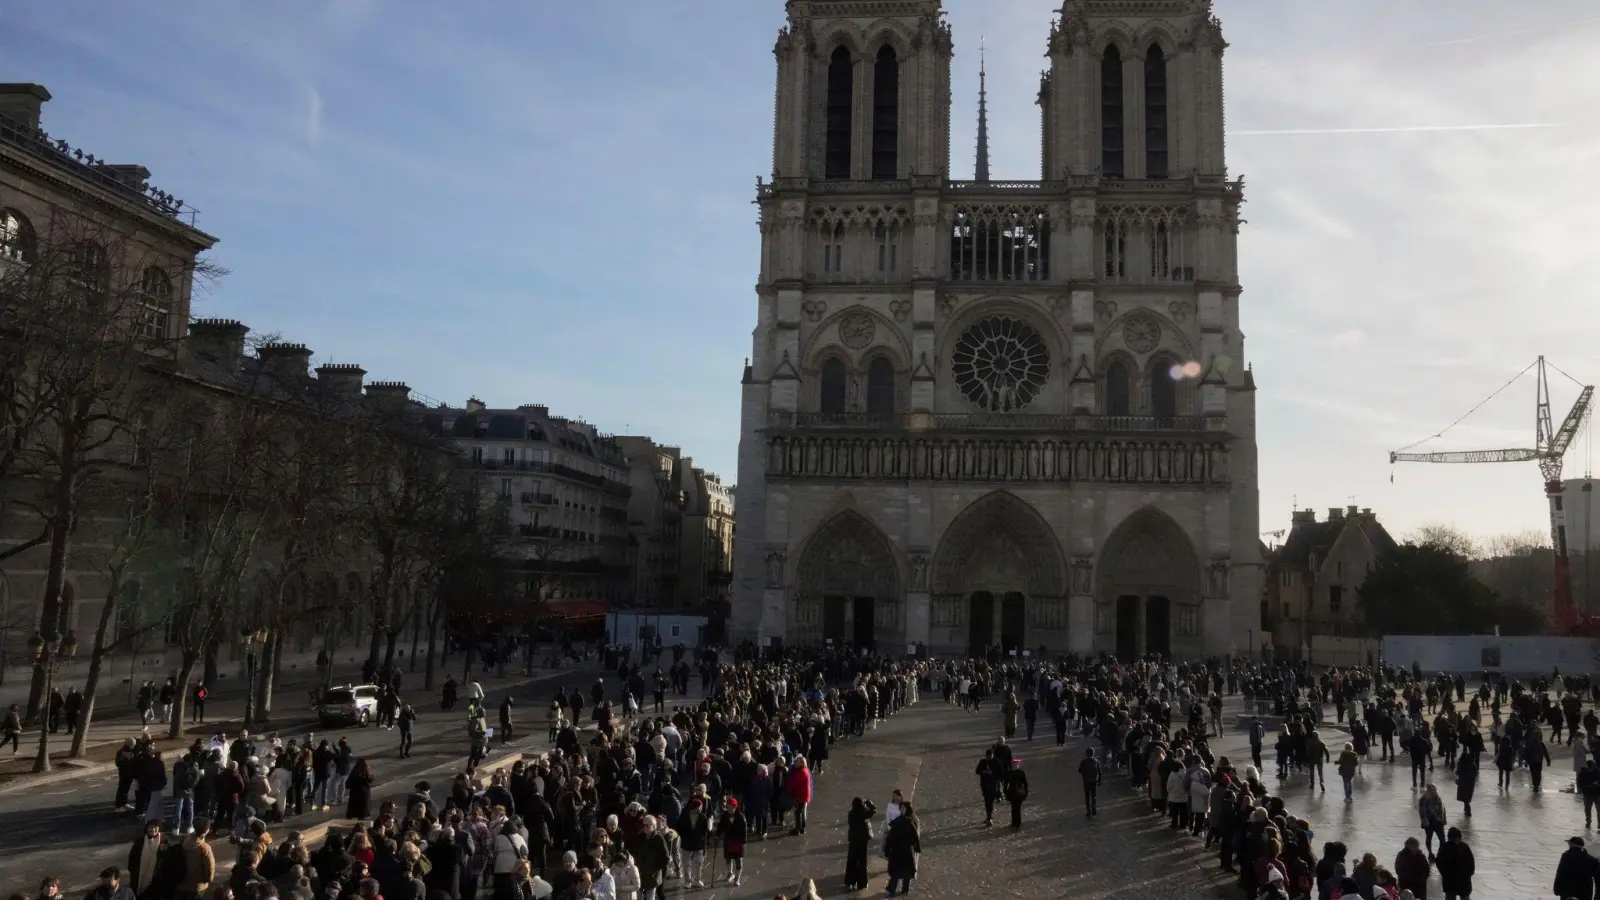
[1425,15,1600,46]
[1230,123,1559,136]
[303,83,323,146]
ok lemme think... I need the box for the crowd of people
[5,645,929,900]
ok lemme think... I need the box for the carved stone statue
[1071,557,1093,594]
[765,551,786,589]
[910,553,929,591]
[1208,558,1230,597]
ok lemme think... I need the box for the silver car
[318,684,379,727]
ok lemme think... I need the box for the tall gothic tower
[732,0,1259,661]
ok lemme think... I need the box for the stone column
[1069,556,1094,654]
[905,550,931,651]
[759,545,788,649]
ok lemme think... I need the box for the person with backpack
[172,750,200,835]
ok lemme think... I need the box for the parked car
[317,684,379,727]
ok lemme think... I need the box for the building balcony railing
[521,491,555,506]
[766,411,1226,434]
[756,173,1243,202]
[0,112,200,225]
[470,458,552,473]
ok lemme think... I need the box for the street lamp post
[31,627,79,773]
[241,628,267,727]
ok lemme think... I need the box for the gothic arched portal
[791,511,901,650]
[930,491,1068,658]
[1097,507,1201,661]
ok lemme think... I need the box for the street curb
[0,759,110,794]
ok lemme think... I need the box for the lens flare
[1170,361,1203,380]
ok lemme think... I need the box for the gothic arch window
[825,47,854,180]
[1144,46,1169,178]
[1100,47,1125,179]
[1150,221,1170,279]
[866,355,896,416]
[0,208,36,263]
[1103,220,1127,278]
[874,221,898,275]
[822,221,845,278]
[139,267,173,339]
[1104,359,1132,417]
[871,45,899,180]
[1149,358,1178,420]
[820,357,848,414]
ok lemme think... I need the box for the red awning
[547,601,612,620]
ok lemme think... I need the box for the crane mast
[1390,357,1595,633]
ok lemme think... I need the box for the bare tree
[1474,529,1555,612]
[0,208,223,721]
[1408,523,1480,559]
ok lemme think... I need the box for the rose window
[951,316,1050,412]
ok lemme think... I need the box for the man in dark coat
[973,749,1003,827]
[1433,827,1474,900]
[1554,836,1598,900]
[1003,758,1030,831]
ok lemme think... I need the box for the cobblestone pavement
[724,699,1218,900]
[1209,696,1576,899]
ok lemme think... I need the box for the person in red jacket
[784,757,814,836]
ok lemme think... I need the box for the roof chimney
[1291,509,1316,524]
[466,397,486,412]
[0,84,50,130]
[1361,508,1373,516]
[187,318,248,373]
[103,164,151,191]
[366,381,411,410]
[1347,504,1360,518]
[257,342,313,383]
[1328,507,1344,521]
[315,363,366,400]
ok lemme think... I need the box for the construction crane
[1390,356,1595,633]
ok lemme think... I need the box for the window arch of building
[139,267,174,339]
[1147,354,1182,420]
[1144,45,1169,178]
[1102,356,1133,417]
[1100,46,1125,178]
[871,45,899,180]
[819,355,849,414]
[0,208,37,263]
[68,241,110,297]
[864,353,897,417]
[824,46,855,180]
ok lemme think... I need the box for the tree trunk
[168,651,199,740]
[27,443,80,722]
[70,584,123,757]
[260,629,282,721]
[382,629,399,674]
[409,602,421,674]
[424,598,441,692]
[367,624,383,672]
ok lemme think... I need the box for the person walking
[1553,836,1597,900]
[1454,752,1479,819]
[1434,828,1474,900]
[974,748,1003,827]
[843,797,876,891]
[1003,758,1030,832]
[1336,741,1361,803]
[883,802,921,897]
[1418,783,1448,857]
[1078,748,1102,818]
[397,703,416,759]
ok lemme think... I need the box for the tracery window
[820,357,848,414]
[1101,46,1125,178]
[866,356,895,416]
[1104,360,1131,417]
[871,46,899,180]
[1144,46,1169,178]
[951,316,1050,413]
[0,209,36,263]
[825,47,854,180]
[949,205,1051,282]
[875,222,898,274]
[1150,360,1178,420]
[139,267,173,340]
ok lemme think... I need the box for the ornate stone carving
[1094,300,1118,324]
[1168,300,1194,323]
[951,317,1051,413]
[1208,558,1231,597]
[931,595,963,628]
[839,313,875,349]
[1028,597,1066,630]
[1071,556,1094,594]
[1176,603,1201,638]
[910,553,929,592]
[802,299,827,322]
[765,551,786,589]
[1094,600,1111,635]
[1049,296,1070,317]
[889,298,912,322]
[766,435,1230,486]
[938,295,961,317]
[1123,314,1161,354]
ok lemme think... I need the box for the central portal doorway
[968,591,995,657]
[1145,595,1171,658]
[1000,592,1025,654]
[852,597,876,650]
[1116,595,1140,661]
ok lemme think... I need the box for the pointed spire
[975,35,991,183]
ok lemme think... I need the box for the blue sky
[4,0,1598,544]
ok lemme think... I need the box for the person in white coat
[492,820,530,900]
[609,849,642,900]
[1165,767,1188,830]
[1187,767,1212,836]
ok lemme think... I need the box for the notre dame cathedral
[731,0,1260,661]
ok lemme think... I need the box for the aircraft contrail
[1428,16,1600,46]
[1229,124,1559,136]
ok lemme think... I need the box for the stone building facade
[617,437,736,611]
[731,0,1260,659]
[1266,507,1396,658]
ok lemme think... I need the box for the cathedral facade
[731,0,1260,660]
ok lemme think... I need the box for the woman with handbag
[844,797,878,891]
